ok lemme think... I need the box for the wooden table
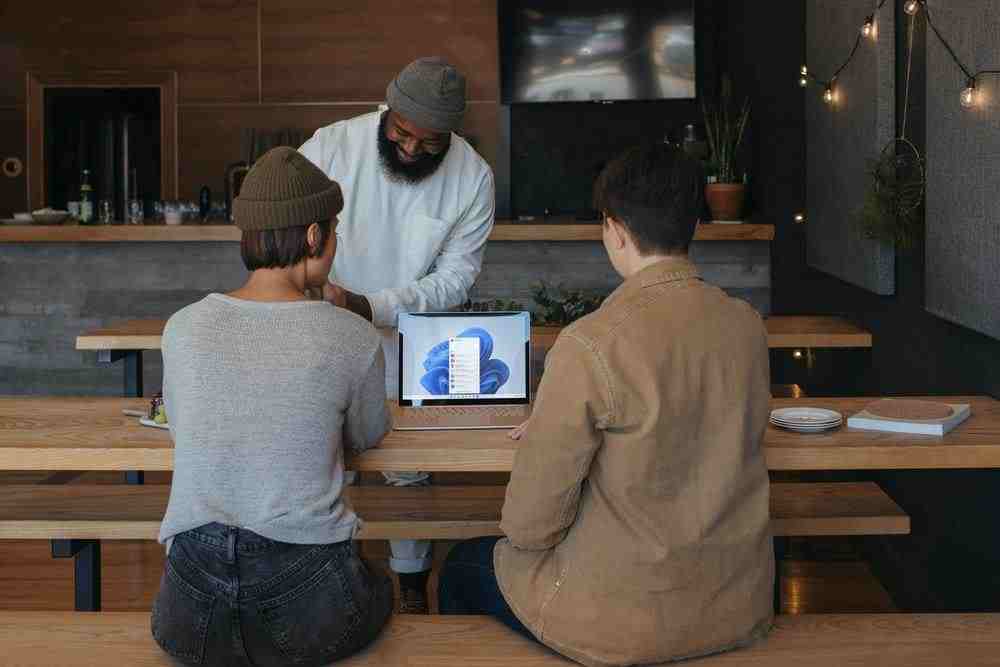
[77,316,873,399]
[1,396,996,473]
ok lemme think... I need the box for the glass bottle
[79,169,93,224]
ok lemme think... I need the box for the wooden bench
[2,611,999,666]
[0,482,908,611]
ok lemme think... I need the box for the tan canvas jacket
[495,256,774,667]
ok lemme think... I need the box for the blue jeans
[437,536,538,642]
[152,523,392,666]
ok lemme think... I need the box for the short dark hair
[593,144,704,255]
[240,219,333,271]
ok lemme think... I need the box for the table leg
[97,349,147,484]
[123,350,143,398]
[122,351,145,485]
[52,539,102,612]
[773,536,789,613]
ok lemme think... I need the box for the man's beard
[377,112,449,184]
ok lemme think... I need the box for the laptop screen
[398,312,531,406]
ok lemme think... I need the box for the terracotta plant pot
[705,183,746,222]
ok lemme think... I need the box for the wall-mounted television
[500,0,696,104]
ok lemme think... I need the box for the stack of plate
[769,407,843,433]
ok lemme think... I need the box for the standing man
[299,57,495,613]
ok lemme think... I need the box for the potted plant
[701,78,750,222]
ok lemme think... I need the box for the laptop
[394,311,531,430]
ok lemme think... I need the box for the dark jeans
[152,523,393,666]
[437,536,538,643]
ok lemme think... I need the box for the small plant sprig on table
[531,282,606,326]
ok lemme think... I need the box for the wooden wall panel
[180,103,498,199]
[261,0,498,102]
[0,43,26,105]
[178,105,377,199]
[0,107,27,216]
[2,1,258,104]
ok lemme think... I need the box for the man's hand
[324,281,373,322]
[323,281,348,308]
[508,420,530,441]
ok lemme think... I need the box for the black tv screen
[500,1,696,104]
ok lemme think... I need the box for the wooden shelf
[765,315,873,349]
[0,222,774,243]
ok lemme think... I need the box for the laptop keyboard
[410,405,526,418]
[395,404,528,428]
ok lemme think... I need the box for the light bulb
[861,16,875,38]
[800,65,809,76]
[794,213,805,223]
[823,86,835,104]
[904,0,920,15]
[961,81,976,108]
[799,76,809,87]
[792,350,804,360]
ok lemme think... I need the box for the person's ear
[306,222,321,255]
[605,215,628,250]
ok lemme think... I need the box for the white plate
[770,407,842,425]
[139,417,169,430]
[771,417,842,427]
[770,421,842,433]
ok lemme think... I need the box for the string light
[861,15,876,39]
[960,79,976,108]
[799,0,999,112]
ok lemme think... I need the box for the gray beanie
[386,57,467,133]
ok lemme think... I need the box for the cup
[163,201,182,226]
[98,199,113,224]
[128,199,144,225]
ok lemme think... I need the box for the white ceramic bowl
[31,210,70,224]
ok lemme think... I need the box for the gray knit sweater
[158,293,389,547]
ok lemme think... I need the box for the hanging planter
[858,137,925,248]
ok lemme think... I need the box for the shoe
[398,585,429,614]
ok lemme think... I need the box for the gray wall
[805,0,896,295]
[0,239,769,396]
[925,0,1000,341]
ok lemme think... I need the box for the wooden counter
[1,396,996,472]
[0,222,775,243]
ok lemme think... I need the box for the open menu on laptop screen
[398,312,531,406]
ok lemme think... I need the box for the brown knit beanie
[233,147,343,231]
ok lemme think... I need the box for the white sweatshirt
[300,111,495,397]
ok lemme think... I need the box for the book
[847,399,971,436]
